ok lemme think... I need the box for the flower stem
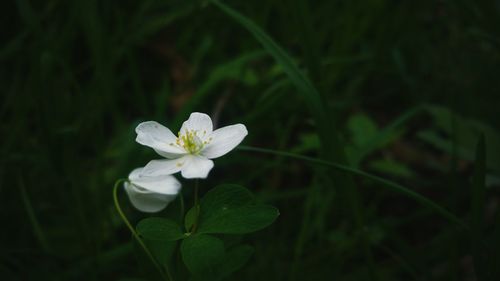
[179,192,185,222]
[190,179,200,233]
[113,179,173,281]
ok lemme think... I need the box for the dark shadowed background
[1,0,500,280]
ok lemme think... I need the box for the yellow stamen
[174,129,212,154]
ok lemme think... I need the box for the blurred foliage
[1,0,500,280]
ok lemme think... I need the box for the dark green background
[1,0,500,280]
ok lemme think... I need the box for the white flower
[135,112,248,179]
[124,167,181,213]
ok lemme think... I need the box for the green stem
[190,180,201,233]
[194,179,200,208]
[179,192,185,223]
[113,179,173,281]
[19,176,51,253]
[238,145,468,229]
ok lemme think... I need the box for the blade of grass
[286,3,329,276]
[291,180,318,280]
[18,176,51,253]
[211,1,376,278]
[471,134,487,279]
[15,0,43,36]
[210,0,326,124]
[471,134,485,236]
[172,50,266,128]
[238,145,467,229]
[449,105,459,281]
[355,106,424,165]
[376,245,420,281]
[288,0,323,90]
[242,78,291,122]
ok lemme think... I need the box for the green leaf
[216,245,254,279]
[200,204,279,234]
[181,234,224,276]
[197,184,279,234]
[180,233,255,280]
[200,184,254,214]
[136,217,185,241]
[348,113,379,148]
[292,133,320,154]
[422,105,500,172]
[346,107,420,165]
[132,238,176,280]
[142,239,177,269]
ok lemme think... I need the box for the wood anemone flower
[136,112,248,179]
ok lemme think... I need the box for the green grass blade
[210,0,326,124]
[356,106,424,163]
[471,134,486,233]
[238,145,467,229]
[288,0,323,88]
[471,134,487,279]
[18,176,51,253]
[210,2,376,277]
[173,50,266,128]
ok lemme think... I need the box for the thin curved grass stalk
[113,179,174,281]
[238,145,468,229]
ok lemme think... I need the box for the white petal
[124,182,177,213]
[128,167,182,194]
[128,167,144,181]
[180,155,214,179]
[133,176,181,195]
[180,112,213,138]
[201,124,248,159]
[136,121,186,158]
[142,158,186,176]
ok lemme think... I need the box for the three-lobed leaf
[136,185,278,280]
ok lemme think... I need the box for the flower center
[174,130,211,154]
